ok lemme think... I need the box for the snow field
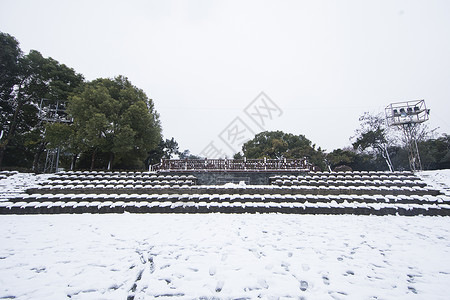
[1,214,450,299]
[418,169,450,196]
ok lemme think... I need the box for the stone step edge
[1,202,449,216]
[5,195,450,205]
[26,186,442,196]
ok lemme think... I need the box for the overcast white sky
[1,0,449,157]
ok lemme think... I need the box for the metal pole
[55,147,60,172]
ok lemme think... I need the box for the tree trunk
[90,149,96,171]
[71,154,78,171]
[32,141,47,173]
[379,145,394,172]
[0,145,6,169]
[107,153,114,170]
[0,86,26,168]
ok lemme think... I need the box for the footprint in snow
[281,261,290,272]
[300,280,309,291]
[31,267,46,273]
[257,278,269,289]
[407,274,422,284]
[302,264,310,271]
[249,248,261,258]
[408,286,418,294]
[108,283,120,290]
[345,270,354,276]
[209,266,216,276]
[215,280,224,292]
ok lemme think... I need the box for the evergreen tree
[0,32,84,169]
[241,131,326,170]
[67,76,161,170]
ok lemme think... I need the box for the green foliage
[146,139,165,166]
[351,112,450,171]
[0,32,21,103]
[0,31,84,169]
[233,152,243,159]
[13,50,84,106]
[2,133,35,168]
[146,137,188,167]
[67,76,161,170]
[384,146,408,171]
[179,149,200,160]
[242,131,326,170]
[418,134,450,170]
[162,138,179,159]
[352,112,394,171]
[326,148,384,171]
[352,128,387,152]
[326,149,357,170]
[329,136,450,172]
[44,123,74,149]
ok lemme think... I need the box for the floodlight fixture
[39,99,73,123]
[385,99,430,172]
[385,99,429,127]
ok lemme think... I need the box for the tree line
[0,32,175,171]
[1,31,449,172]
[234,116,449,172]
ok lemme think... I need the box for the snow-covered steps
[27,184,442,196]
[0,173,52,200]
[1,199,449,215]
[270,172,425,187]
[1,171,449,215]
[297,170,416,177]
[46,171,197,183]
[271,178,427,188]
[8,193,450,205]
[0,170,18,180]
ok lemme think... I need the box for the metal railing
[151,158,316,172]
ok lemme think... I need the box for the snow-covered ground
[0,170,449,299]
[1,214,450,299]
[418,169,450,196]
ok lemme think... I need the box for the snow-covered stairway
[1,170,449,215]
[0,172,51,200]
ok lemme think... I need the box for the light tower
[385,100,430,172]
[39,99,72,173]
